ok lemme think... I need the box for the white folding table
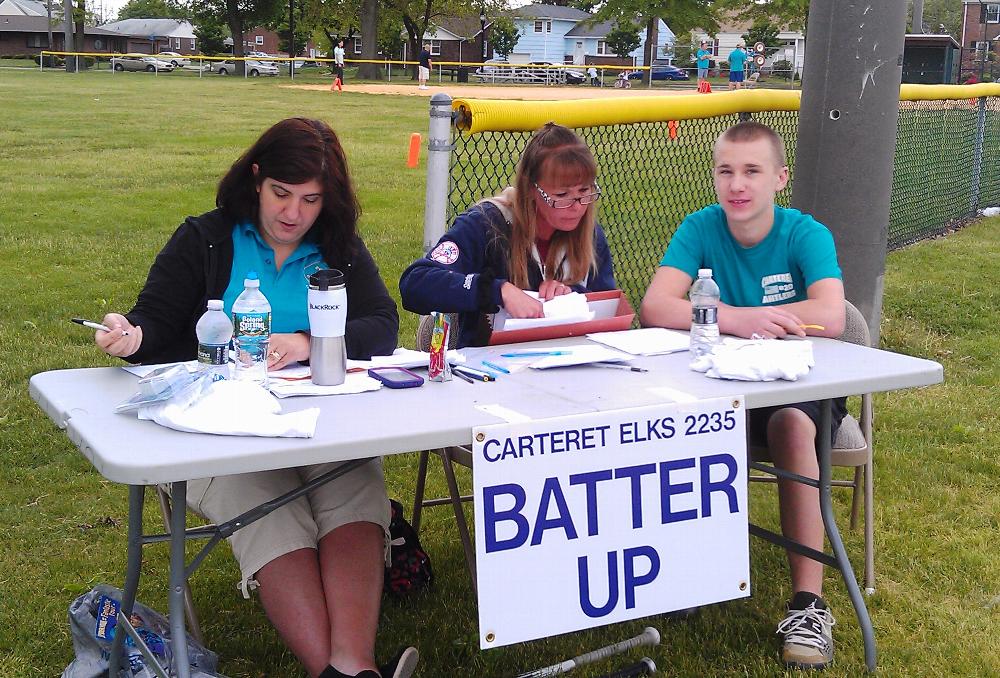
[30,336,942,675]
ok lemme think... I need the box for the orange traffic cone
[704,81,712,93]
[330,76,342,92]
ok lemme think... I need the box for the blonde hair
[507,123,598,289]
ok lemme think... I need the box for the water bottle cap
[206,299,224,311]
[244,271,260,287]
[309,268,345,291]
[698,268,713,278]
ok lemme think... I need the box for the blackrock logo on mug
[309,303,341,310]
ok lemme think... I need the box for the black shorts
[748,398,848,450]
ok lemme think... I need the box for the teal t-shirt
[696,48,711,69]
[728,48,747,72]
[223,222,328,333]
[659,204,842,309]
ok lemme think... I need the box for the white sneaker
[419,85,428,89]
[777,592,835,669]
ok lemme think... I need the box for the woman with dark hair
[399,122,616,347]
[92,118,417,678]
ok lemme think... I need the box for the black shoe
[318,666,380,678]
[380,646,419,678]
[777,591,836,669]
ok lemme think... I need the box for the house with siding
[0,0,122,56]
[959,1,999,80]
[694,18,805,78]
[98,18,198,55]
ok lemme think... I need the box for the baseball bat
[597,657,657,678]
[515,627,661,678]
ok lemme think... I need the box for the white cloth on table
[690,338,814,382]
[139,379,319,437]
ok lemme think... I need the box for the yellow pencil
[800,324,825,330]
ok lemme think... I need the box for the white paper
[587,327,690,355]
[515,343,633,369]
[494,291,594,331]
[269,372,383,398]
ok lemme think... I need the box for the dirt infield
[286,82,696,100]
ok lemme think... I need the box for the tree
[356,0,379,78]
[490,15,519,60]
[742,17,781,52]
[116,0,188,21]
[910,0,962,37]
[606,21,640,59]
[194,14,228,54]
[190,0,283,73]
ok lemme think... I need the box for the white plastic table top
[30,336,942,486]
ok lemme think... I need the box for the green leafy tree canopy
[490,15,520,59]
[116,0,188,21]
[606,21,641,58]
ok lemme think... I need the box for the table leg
[170,481,192,678]
[111,485,146,677]
[817,398,876,671]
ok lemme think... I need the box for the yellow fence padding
[453,84,1000,134]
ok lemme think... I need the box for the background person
[399,122,615,347]
[588,65,599,86]
[696,40,713,90]
[640,121,846,670]
[93,118,416,678]
[334,39,346,83]
[727,41,748,89]
[418,43,432,89]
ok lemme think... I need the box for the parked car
[156,51,190,68]
[627,64,691,81]
[110,54,175,72]
[212,59,279,76]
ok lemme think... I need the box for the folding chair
[748,300,876,593]
[408,314,480,592]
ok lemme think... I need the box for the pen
[71,317,129,336]
[500,350,571,358]
[481,360,510,374]
[452,369,475,384]
[591,362,649,373]
[453,366,494,382]
[800,324,825,331]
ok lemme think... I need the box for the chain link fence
[446,94,1000,313]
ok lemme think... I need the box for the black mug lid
[309,268,344,291]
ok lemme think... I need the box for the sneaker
[381,646,419,678]
[777,591,835,669]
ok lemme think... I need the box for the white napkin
[139,379,319,437]
[690,338,814,382]
[268,371,383,398]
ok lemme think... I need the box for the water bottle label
[198,343,229,366]
[234,311,270,338]
[692,307,717,324]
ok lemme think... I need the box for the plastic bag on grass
[62,583,226,678]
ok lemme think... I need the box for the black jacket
[125,208,399,364]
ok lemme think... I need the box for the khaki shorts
[418,66,430,80]
[185,459,390,592]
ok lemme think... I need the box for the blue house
[506,4,674,67]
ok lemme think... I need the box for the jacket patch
[429,241,460,265]
[463,273,474,290]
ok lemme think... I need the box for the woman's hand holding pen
[95,313,143,357]
[267,332,310,371]
[500,281,544,318]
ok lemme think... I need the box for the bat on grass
[515,627,660,678]
[597,657,657,678]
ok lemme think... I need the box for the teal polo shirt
[222,222,327,334]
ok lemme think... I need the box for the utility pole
[62,0,74,72]
[791,0,907,343]
[46,0,53,60]
[289,0,295,78]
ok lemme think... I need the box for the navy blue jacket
[399,201,616,347]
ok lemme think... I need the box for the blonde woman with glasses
[400,122,616,347]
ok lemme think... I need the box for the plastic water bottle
[195,299,233,381]
[689,268,720,357]
[231,271,271,388]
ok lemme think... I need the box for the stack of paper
[587,328,690,355]
[495,292,594,331]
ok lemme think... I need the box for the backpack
[384,499,434,596]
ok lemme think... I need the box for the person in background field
[399,122,616,348]
[727,40,748,90]
[588,65,599,86]
[93,118,417,678]
[696,39,713,90]
[418,43,432,89]
[640,121,846,670]
[334,39,346,84]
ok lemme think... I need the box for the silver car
[156,51,191,68]
[213,59,279,77]
[110,54,175,72]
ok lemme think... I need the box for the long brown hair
[216,117,361,259]
[508,123,598,289]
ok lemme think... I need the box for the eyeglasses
[533,183,602,209]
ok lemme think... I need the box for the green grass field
[1,70,998,678]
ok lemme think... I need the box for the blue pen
[481,360,510,375]
[500,350,571,358]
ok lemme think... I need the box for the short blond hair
[713,121,787,168]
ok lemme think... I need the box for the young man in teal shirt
[696,40,712,91]
[727,41,748,90]
[641,121,846,670]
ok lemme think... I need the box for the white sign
[473,398,749,648]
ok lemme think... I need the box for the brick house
[99,18,198,55]
[959,1,999,80]
[0,0,123,57]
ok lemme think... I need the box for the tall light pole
[480,7,487,61]
[289,0,295,78]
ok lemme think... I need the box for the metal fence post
[971,96,987,213]
[423,93,453,252]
